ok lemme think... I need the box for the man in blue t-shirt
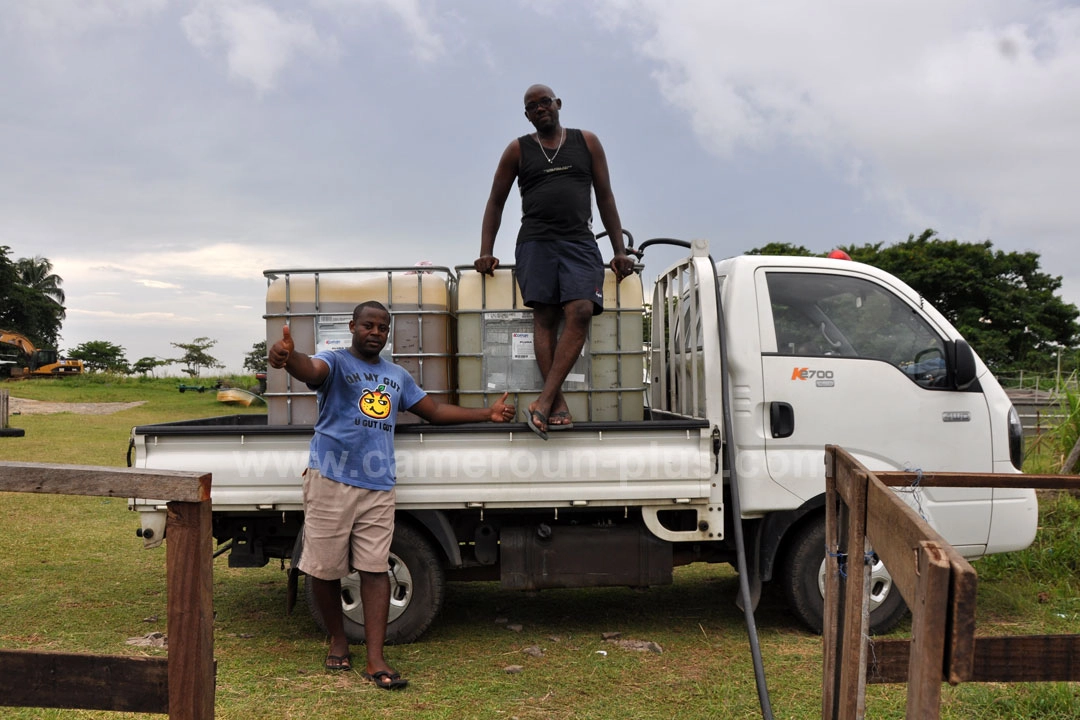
[269,300,514,688]
[475,83,635,439]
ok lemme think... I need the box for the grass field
[1,375,1078,718]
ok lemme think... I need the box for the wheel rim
[339,551,415,625]
[817,553,894,610]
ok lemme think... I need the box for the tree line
[4,233,1079,376]
[66,337,267,377]
[1,246,67,348]
[1,245,267,377]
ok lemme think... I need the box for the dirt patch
[7,397,147,415]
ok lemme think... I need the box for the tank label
[485,311,531,321]
[316,315,355,350]
[316,314,394,356]
[512,332,534,360]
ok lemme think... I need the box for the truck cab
[656,246,1035,631]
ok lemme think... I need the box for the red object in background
[827,249,852,260]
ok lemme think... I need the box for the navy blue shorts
[515,240,605,315]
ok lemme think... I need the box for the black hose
[641,237,774,719]
[708,252,774,719]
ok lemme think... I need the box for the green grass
[1,377,1079,718]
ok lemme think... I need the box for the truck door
[758,268,993,549]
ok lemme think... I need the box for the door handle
[770,402,794,438]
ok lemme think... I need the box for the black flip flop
[324,653,352,671]
[526,409,549,440]
[548,411,574,431]
[363,670,409,690]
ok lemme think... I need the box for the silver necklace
[535,128,566,164]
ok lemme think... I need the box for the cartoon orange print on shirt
[359,384,393,419]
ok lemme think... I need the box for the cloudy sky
[2,0,1077,373]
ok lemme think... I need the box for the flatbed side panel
[393,428,712,506]
[132,424,713,511]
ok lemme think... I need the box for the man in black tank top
[475,84,634,439]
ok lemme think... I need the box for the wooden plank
[864,476,923,605]
[836,448,871,720]
[942,554,978,685]
[906,543,951,720]
[871,635,1080,684]
[864,472,978,682]
[822,448,842,719]
[0,461,210,502]
[877,471,1080,491]
[831,447,862,508]
[0,650,168,713]
[867,638,912,684]
[971,635,1080,682]
[166,500,216,719]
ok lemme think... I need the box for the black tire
[779,515,908,635]
[305,521,445,645]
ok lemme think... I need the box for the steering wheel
[913,347,944,365]
[911,347,947,387]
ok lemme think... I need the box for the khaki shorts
[297,468,396,580]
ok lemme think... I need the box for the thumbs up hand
[268,325,294,369]
[489,391,516,422]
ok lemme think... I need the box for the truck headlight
[1008,405,1024,470]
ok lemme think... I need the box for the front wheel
[305,521,446,645]
[779,516,908,635]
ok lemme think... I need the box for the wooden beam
[822,454,842,720]
[831,447,872,720]
[0,650,168,713]
[870,634,1080,684]
[877,471,1080,491]
[905,543,951,720]
[864,472,978,683]
[0,461,210,502]
[166,500,216,719]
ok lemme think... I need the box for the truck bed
[129,413,714,512]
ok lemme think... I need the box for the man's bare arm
[409,392,515,424]
[584,130,633,279]
[476,140,521,275]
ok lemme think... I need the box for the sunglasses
[524,97,556,113]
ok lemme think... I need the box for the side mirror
[951,339,977,390]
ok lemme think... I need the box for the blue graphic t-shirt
[308,350,426,490]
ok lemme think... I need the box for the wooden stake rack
[0,461,215,719]
[822,445,1080,720]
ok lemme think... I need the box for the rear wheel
[305,522,445,645]
[779,515,908,635]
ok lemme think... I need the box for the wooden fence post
[166,499,216,719]
[0,462,215,718]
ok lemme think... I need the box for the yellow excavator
[0,330,84,378]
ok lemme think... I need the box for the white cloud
[313,0,445,63]
[9,0,167,37]
[135,279,183,290]
[598,0,1080,276]
[3,1,1077,373]
[55,244,277,284]
[182,0,334,93]
[67,308,178,321]
[179,0,446,93]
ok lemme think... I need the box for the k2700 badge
[791,367,834,381]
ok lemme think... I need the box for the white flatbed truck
[128,239,1036,643]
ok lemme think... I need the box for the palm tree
[16,255,66,319]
